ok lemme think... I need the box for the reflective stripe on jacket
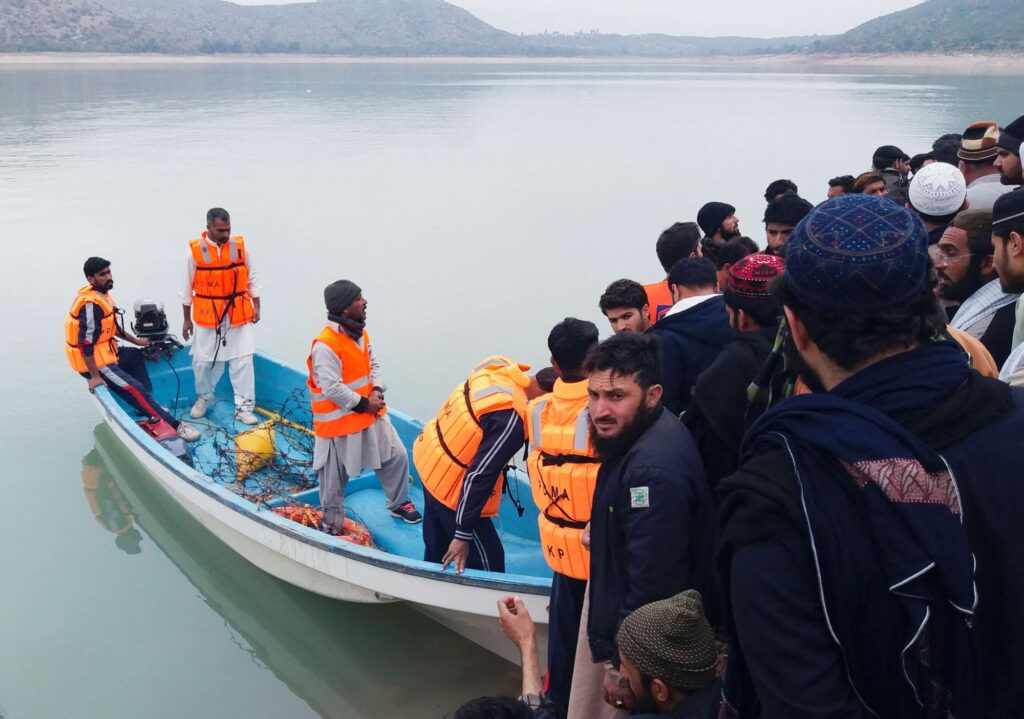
[413,356,530,518]
[188,233,254,329]
[65,286,119,372]
[527,378,600,579]
[306,326,381,438]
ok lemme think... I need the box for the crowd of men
[66,113,1024,719]
[450,113,1024,719]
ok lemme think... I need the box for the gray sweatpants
[319,440,410,534]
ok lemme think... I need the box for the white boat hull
[94,393,550,667]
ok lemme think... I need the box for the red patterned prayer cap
[726,253,785,298]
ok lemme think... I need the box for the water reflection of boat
[91,424,519,717]
[90,349,550,665]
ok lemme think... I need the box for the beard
[939,262,983,303]
[720,224,741,240]
[782,329,827,394]
[1000,274,1024,294]
[631,689,659,715]
[589,400,658,460]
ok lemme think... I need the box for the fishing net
[183,389,375,543]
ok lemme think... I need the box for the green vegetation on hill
[0,0,147,51]
[1,0,1022,56]
[823,0,1024,54]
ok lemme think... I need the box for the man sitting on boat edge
[65,257,200,442]
[306,279,421,536]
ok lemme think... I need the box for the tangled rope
[189,389,316,505]
[186,389,374,540]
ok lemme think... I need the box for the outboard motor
[132,299,183,360]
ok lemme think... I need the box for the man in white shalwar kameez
[180,208,260,424]
[307,280,421,533]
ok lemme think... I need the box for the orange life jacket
[65,286,120,373]
[188,233,254,329]
[643,279,673,324]
[526,379,600,579]
[413,357,530,518]
[306,326,383,438]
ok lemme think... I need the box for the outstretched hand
[497,595,536,649]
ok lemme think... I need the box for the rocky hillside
[0,0,146,51]
[1,0,1022,56]
[0,0,519,54]
[823,0,1024,53]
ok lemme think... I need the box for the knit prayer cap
[958,121,1000,161]
[324,280,361,313]
[909,163,967,216]
[997,115,1024,156]
[697,202,735,238]
[784,194,930,310]
[763,194,814,227]
[616,590,717,691]
[727,253,785,298]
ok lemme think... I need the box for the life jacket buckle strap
[462,380,482,428]
[539,451,600,467]
[542,508,587,530]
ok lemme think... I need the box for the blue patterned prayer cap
[783,195,930,310]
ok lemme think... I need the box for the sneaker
[190,396,210,419]
[236,410,259,425]
[390,501,422,524]
[177,422,201,442]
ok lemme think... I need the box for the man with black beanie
[695,202,740,264]
[995,114,1024,186]
[762,194,813,256]
[306,280,421,535]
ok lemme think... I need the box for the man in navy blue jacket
[718,195,1024,718]
[583,332,716,714]
[651,258,733,415]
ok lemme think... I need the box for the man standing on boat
[526,317,600,718]
[307,280,421,535]
[414,356,534,574]
[66,257,200,442]
[180,207,260,425]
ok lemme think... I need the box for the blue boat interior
[122,349,553,581]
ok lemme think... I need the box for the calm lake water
[0,59,1018,718]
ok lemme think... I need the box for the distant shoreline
[2,51,1023,74]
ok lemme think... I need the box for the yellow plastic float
[234,421,277,481]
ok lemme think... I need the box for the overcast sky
[232,0,925,38]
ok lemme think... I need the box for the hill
[823,0,1024,54]
[519,31,817,58]
[1,0,1023,56]
[0,0,519,54]
[0,0,147,51]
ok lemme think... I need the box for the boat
[89,348,551,666]
[86,425,522,716]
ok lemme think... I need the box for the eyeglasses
[936,249,977,261]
